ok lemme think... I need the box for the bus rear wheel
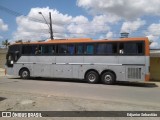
[85,71,99,84]
[101,72,115,85]
[20,69,30,79]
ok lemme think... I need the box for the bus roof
[12,37,149,45]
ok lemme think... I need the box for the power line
[0,5,46,24]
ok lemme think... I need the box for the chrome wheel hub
[88,74,96,82]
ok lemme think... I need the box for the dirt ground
[0,90,159,120]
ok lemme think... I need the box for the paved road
[0,76,160,107]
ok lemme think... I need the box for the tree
[2,39,10,48]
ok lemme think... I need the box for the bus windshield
[6,45,21,67]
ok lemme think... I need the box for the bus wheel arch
[101,70,116,85]
[19,67,30,79]
[85,69,99,84]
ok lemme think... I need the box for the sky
[0,0,160,49]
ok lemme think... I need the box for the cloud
[67,15,111,38]
[13,7,73,41]
[106,31,113,39]
[146,23,160,37]
[121,18,146,33]
[13,7,113,41]
[146,23,160,49]
[92,14,121,24]
[0,18,8,31]
[146,36,159,50]
[72,15,89,24]
[146,34,159,42]
[99,31,114,39]
[77,0,160,19]
[150,42,160,49]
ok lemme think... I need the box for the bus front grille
[128,68,141,79]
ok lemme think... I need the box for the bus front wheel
[20,69,30,79]
[101,72,115,85]
[85,71,99,84]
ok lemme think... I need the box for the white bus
[6,37,150,85]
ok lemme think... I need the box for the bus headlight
[10,60,14,64]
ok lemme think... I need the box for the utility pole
[39,12,54,40]
[49,12,54,40]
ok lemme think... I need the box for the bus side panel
[145,56,150,73]
[145,56,150,81]
[6,67,14,76]
[125,65,145,81]
[33,64,51,77]
[53,64,72,78]
[107,65,126,81]
[118,56,146,81]
[83,56,119,64]
[13,63,33,76]
[72,65,81,79]
[118,56,146,65]
[56,56,83,64]
[29,56,55,77]
[54,56,83,79]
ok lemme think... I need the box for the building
[0,48,7,68]
[150,49,160,81]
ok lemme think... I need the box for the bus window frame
[95,42,118,56]
[22,44,38,56]
[84,43,95,55]
[57,44,68,55]
[20,40,145,56]
[38,44,56,55]
[68,44,75,55]
[117,41,145,56]
[75,43,84,55]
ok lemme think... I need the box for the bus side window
[22,45,28,54]
[35,46,41,55]
[119,43,124,54]
[96,43,117,55]
[52,45,56,54]
[123,42,144,55]
[58,44,68,54]
[85,44,94,55]
[137,42,143,54]
[41,45,50,55]
[22,45,35,55]
[76,44,84,55]
[68,44,75,55]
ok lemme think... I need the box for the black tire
[85,71,99,84]
[20,69,30,79]
[101,72,116,85]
